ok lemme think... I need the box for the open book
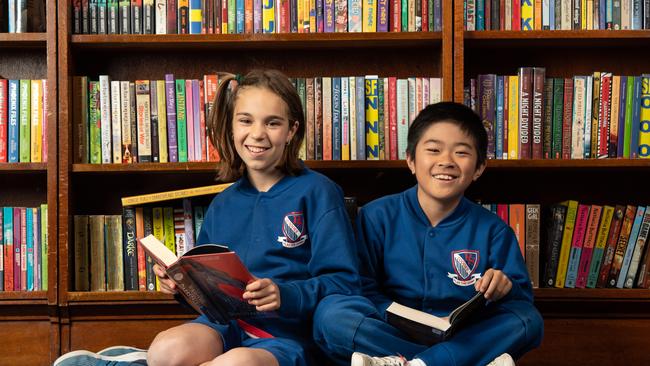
[386,291,487,345]
[139,234,272,324]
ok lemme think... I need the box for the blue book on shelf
[26,207,34,291]
[189,0,203,34]
[617,76,628,158]
[236,0,245,33]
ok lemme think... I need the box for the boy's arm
[355,207,394,319]
[489,225,534,303]
[275,206,362,319]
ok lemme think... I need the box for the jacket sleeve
[354,207,394,319]
[276,205,362,319]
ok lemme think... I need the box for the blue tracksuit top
[196,166,361,341]
[356,185,533,319]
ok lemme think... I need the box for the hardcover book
[139,234,270,324]
[386,291,487,346]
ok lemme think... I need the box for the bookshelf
[55,0,454,359]
[454,2,650,365]
[0,1,59,365]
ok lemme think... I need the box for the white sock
[409,358,427,366]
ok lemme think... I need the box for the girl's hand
[475,268,512,301]
[153,263,177,295]
[243,278,281,312]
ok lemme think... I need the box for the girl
[147,69,360,366]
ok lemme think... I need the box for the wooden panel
[68,319,188,352]
[519,318,650,366]
[0,321,52,366]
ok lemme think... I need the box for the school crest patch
[447,250,482,286]
[277,212,308,248]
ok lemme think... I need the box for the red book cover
[390,0,400,32]
[245,0,253,32]
[500,0,505,30]
[167,0,178,33]
[598,73,612,158]
[139,234,273,324]
[575,205,602,288]
[203,75,219,162]
[279,0,290,32]
[199,80,207,161]
[185,79,195,161]
[388,77,398,160]
[13,208,21,291]
[561,78,574,159]
[596,205,628,288]
[512,0,521,31]
[531,68,545,159]
[421,0,427,32]
[497,204,508,223]
[135,208,147,291]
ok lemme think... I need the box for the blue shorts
[192,315,311,366]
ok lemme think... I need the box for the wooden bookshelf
[0,1,59,365]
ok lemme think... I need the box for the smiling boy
[313,102,543,366]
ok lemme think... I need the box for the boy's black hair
[406,102,488,168]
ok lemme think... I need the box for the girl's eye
[238,119,252,124]
[267,120,283,127]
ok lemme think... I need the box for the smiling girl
[147,69,360,366]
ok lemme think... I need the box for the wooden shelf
[0,163,48,172]
[70,32,442,50]
[0,32,47,48]
[66,291,175,304]
[533,288,650,300]
[0,291,48,305]
[464,30,650,48]
[70,159,650,173]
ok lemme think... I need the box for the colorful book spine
[40,204,47,290]
[156,80,168,163]
[4,207,14,291]
[19,80,30,162]
[110,80,122,163]
[135,80,152,162]
[99,75,112,164]
[122,207,139,290]
[365,75,379,160]
[564,204,590,288]
[555,200,578,288]
[341,77,350,160]
[163,207,176,255]
[332,77,342,160]
[355,76,366,160]
[263,0,276,32]
[29,80,43,163]
[165,74,178,162]
[624,206,650,288]
[189,0,202,33]
[575,205,602,288]
[322,77,332,160]
[521,0,533,29]
[616,206,646,288]
[175,79,188,162]
[362,0,377,31]
[605,205,636,287]
[639,76,650,158]
[25,208,33,290]
[396,78,408,160]
[8,80,19,163]
[185,80,195,161]
[192,80,202,161]
[149,79,160,162]
[349,77,357,160]
[120,0,131,33]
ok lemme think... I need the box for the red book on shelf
[135,208,147,291]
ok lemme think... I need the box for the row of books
[0,0,46,33]
[73,74,442,164]
[463,0,650,30]
[0,79,49,163]
[73,202,207,292]
[72,0,442,35]
[465,69,650,160]
[0,205,49,292]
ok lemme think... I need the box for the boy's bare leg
[147,323,224,366]
[201,347,280,366]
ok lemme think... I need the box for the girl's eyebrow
[234,112,287,120]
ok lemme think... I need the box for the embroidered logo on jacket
[277,212,308,248]
[447,250,482,286]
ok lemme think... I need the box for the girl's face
[232,87,298,187]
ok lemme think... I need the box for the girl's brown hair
[207,69,305,182]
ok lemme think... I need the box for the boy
[313,102,543,366]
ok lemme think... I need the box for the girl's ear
[287,120,299,144]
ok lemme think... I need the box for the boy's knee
[208,347,279,366]
[147,324,222,366]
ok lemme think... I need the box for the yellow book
[534,0,542,30]
[508,75,519,159]
[309,0,316,32]
[521,0,534,30]
[639,76,650,158]
[555,200,579,288]
[121,183,232,206]
[297,0,304,31]
[157,80,168,163]
[152,207,165,290]
[30,79,43,163]
[363,0,377,32]
[365,76,379,160]
[263,0,275,33]
[581,0,587,30]
[163,207,176,255]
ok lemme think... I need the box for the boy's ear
[406,152,416,175]
[473,162,487,181]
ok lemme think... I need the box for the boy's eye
[426,148,440,153]
[456,151,470,156]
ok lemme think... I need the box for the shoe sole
[53,349,148,366]
[351,352,369,366]
[97,345,146,357]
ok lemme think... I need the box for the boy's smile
[407,121,485,225]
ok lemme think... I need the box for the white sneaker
[351,352,409,366]
[486,353,515,366]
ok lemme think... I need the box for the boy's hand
[475,269,512,301]
[243,278,281,312]
[153,263,178,295]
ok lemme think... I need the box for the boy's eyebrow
[422,139,474,149]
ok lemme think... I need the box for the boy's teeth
[434,174,454,180]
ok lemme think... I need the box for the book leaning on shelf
[138,234,273,324]
[386,291,487,346]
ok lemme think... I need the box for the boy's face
[406,121,486,207]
